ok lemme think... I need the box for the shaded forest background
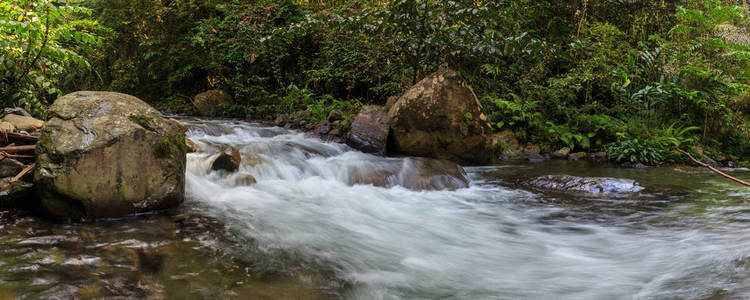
[2,0,750,165]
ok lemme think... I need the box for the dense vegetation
[2,0,750,165]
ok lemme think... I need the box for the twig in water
[674,147,750,187]
[0,163,35,191]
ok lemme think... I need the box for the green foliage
[16,0,748,162]
[305,94,363,122]
[0,0,102,117]
[606,139,666,165]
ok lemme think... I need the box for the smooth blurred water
[2,118,750,299]
[182,119,750,299]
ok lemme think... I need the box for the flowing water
[2,118,750,299]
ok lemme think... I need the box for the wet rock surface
[0,158,25,178]
[345,157,470,191]
[526,175,645,194]
[399,158,470,191]
[211,146,241,172]
[233,173,257,186]
[35,91,187,219]
[346,105,389,154]
[387,68,496,163]
[0,177,34,208]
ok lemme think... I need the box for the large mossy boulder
[35,91,187,219]
[387,68,496,163]
[193,90,232,116]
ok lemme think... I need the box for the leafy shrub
[0,0,101,117]
[606,139,666,165]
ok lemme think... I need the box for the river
[1,118,750,299]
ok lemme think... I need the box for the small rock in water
[233,173,257,186]
[592,152,608,160]
[400,158,470,191]
[185,138,199,153]
[136,249,164,274]
[526,153,546,163]
[551,147,570,159]
[567,152,587,161]
[211,147,241,172]
[346,105,389,154]
[349,168,395,187]
[526,175,644,194]
[0,177,34,208]
[0,158,25,178]
[314,120,331,135]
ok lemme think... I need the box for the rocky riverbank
[0,108,43,209]
[262,69,738,168]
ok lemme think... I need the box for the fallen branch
[7,132,38,143]
[675,147,750,187]
[0,163,35,191]
[0,145,35,153]
[3,154,34,159]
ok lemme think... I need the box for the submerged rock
[567,152,587,161]
[185,138,199,153]
[211,147,241,172]
[35,91,187,219]
[399,158,470,191]
[551,147,570,159]
[347,105,389,154]
[233,173,257,186]
[193,90,232,116]
[349,167,395,187]
[0,158,25,178]
[0,177,34,208]
[345,157,469,191]
[527,175,644,194]
[387,68,496,163]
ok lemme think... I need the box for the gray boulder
[35,91,187,219]
[347,105,389,154]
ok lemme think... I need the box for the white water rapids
[182,118,750,299]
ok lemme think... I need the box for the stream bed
[2,118,750,299]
